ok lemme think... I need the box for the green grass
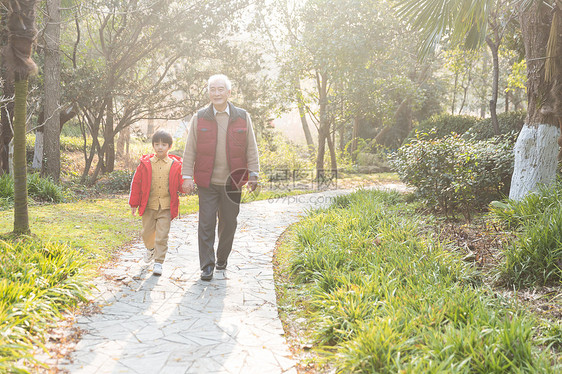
[490,180,562,287]
[0,239,90,373]
[276,189,561,373]
[0,173,70,208]
[0,174,379,372]
[0,195,200,261]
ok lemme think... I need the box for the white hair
[207,74,232,92]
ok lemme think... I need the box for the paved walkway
[53,185,406,373]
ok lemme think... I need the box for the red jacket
[128,153,183,219]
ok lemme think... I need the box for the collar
[151,155,171,164]
[213,105,230,116]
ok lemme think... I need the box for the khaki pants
[141,208,171,264]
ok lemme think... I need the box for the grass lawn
[0,195,200,264]
[0,173,393,372]
[275,188,562,373]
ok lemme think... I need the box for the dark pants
[197,184,241,270]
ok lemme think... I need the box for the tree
[253,0,315,149]
[3,0,38,234]
[41,0,61,181]
[64,0,251,184]
[0,6,14,176]
[396,0,562,200]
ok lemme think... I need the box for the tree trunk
[41,0,61,182]
[0,81,14,175]
[315,71,329,177]
[316,127,327,178]
[326,128,337,171]
[13,78,30,234]
[146,117,154,136]
[451,72,458,114]
[0,8,12,175]
[510,124,560,200]
[351,117,358,161]
[32,128,43,169]
[480,51,488,118]
[294,79,314,149]
[510,2,561,200]
[6,0,38,234]
[103,97,115,173]
[116,126,130,157]
[486,37,500,135]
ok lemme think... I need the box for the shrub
[0,174,14,199]
[491,180,562,287]
[26,133,93,153]
[259,132,314,189]
[95,169,135,193]
[60,121,82,137]
[347,138,391,173]
[27,173,69,203]
[0,173,70,204]
[390,134,514,219]
[464,110,526,140]
[405,113,480,143]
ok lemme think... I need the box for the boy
[129,130,183,276]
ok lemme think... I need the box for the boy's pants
[141,207,171,264]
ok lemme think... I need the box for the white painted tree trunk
[509,123,560,200]
[32,131,44,170]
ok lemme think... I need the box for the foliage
[0,173,70,206]
[507,59,527,93]
[443,46,480,114]
[405,113,480,142]
[279,189,558,372]
[348,138,391,173]
[391,133,513,219]
[0,239,90,372]
[27,173,69,203]
[259,132,314,175]
[95,170,135,194]
[463,110,525,140]
[490,180,562,287]
[26,134,92,153]
[260,0,444,170]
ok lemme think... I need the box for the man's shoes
[144,248,155,263]
[216,262,227,270]
[201,265,213,281]
[153,262,163,276]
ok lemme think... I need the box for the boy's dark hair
[152,129,173,146]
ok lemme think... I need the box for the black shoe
[201,265,213,281]
[216,262,227,270]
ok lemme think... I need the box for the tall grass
[281,189,559,373]
[0,239,90,372]
[0,173,70,207]
[491,180,562,287]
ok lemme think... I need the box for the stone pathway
[54,185,407,374]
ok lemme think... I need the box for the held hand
[182,179,195,194]
[131,207,137,216]
[248,175,258,192]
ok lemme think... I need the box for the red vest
[194,103,249,189]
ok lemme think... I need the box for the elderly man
[182,74,260,281]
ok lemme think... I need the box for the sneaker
[144,248,154,263]
[216,262,227,270]
[153,262,163,276]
